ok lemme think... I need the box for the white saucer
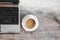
[22,15,39,32]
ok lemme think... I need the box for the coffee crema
[26,19,35,29]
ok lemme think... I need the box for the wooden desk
[0,7,60,40]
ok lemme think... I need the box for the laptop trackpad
[1,25,20,33]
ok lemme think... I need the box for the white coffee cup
[22,15,39,32]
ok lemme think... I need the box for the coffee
[26,19,35,29]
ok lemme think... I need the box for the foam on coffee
[26,19,35,29]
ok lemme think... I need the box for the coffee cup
[22,15,39,32]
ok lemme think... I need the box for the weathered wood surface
[0,0,60,39]
[0,13,60,40]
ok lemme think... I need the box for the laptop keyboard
[0,7,19,24]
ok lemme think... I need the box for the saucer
[22,15,39,32]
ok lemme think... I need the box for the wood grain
[0,4,60,40]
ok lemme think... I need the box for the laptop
[0,0,20,33]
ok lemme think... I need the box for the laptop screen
[0,0,19,4]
